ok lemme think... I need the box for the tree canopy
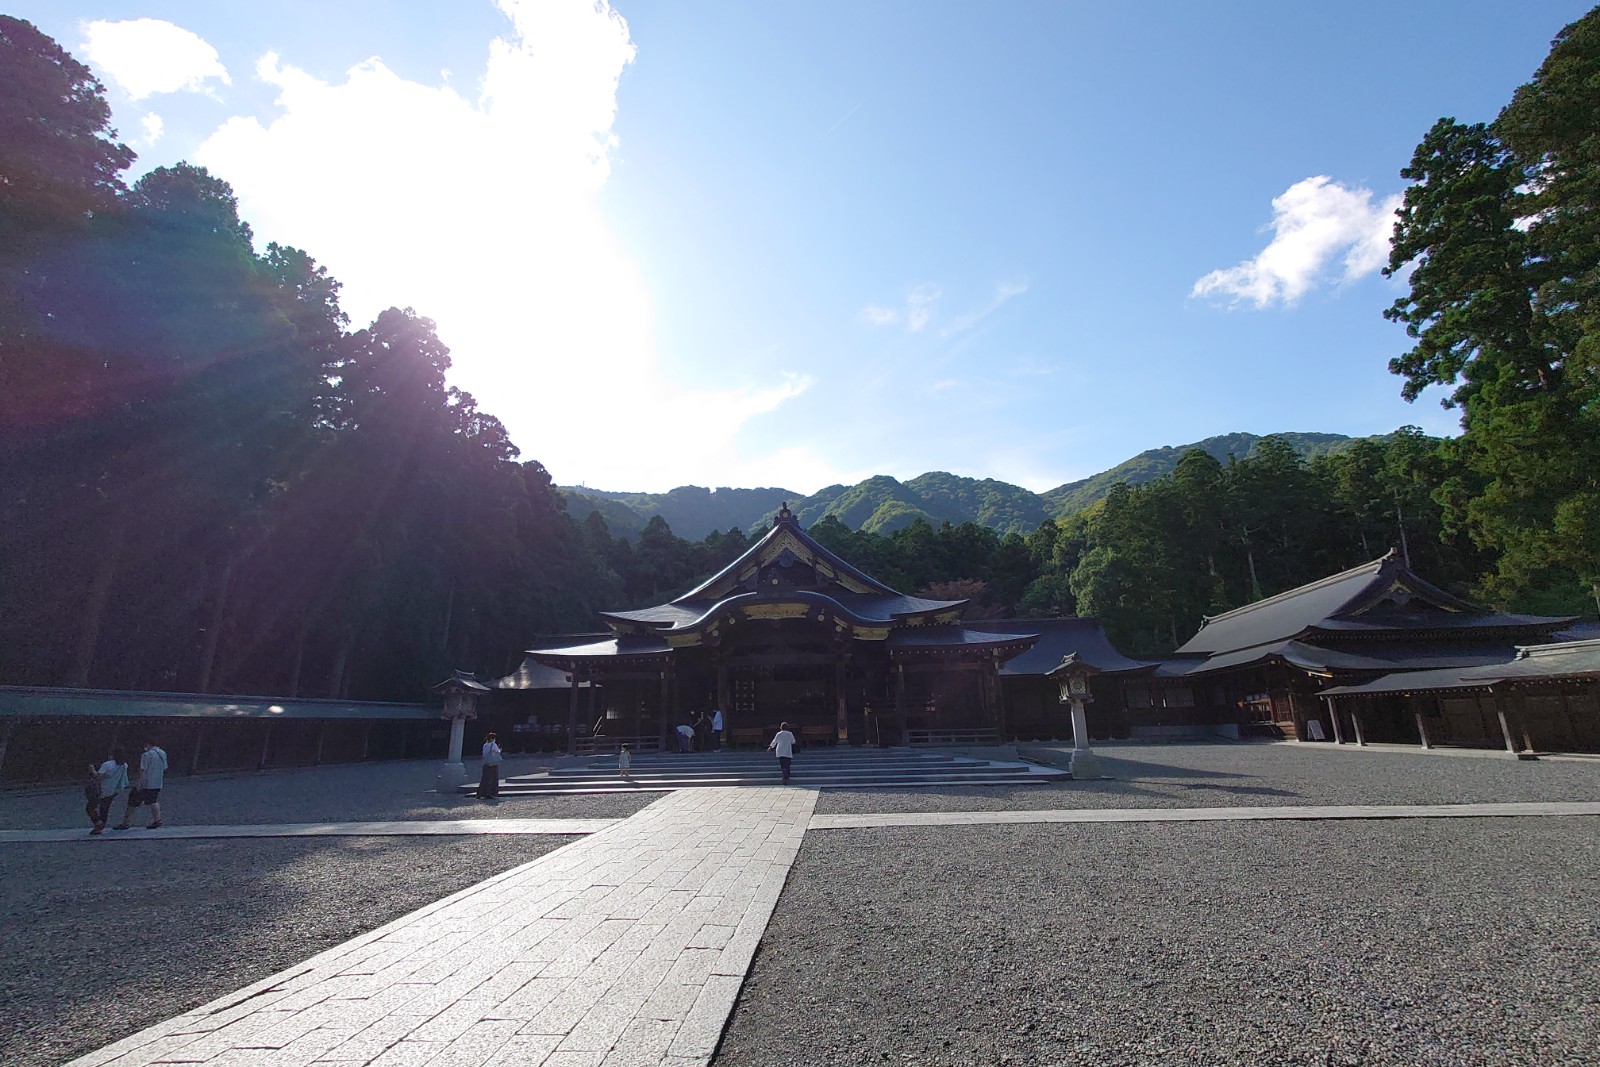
[1385,6,1600,611]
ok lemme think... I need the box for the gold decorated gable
[1348,577,1463,616]
[665,632,704,648]
[753,528,877,595]
[741,602,813,621]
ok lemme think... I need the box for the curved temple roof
[1175,549,1574,658]
[600,505,965,638]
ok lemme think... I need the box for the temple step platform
[468,747,1070,795]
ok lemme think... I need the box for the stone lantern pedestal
[1047,653,1105,780]
[432,671,489,793]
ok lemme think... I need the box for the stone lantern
[432,670,489,792]
[1047,653,1104,780]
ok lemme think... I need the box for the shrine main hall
[492,505,1142,750]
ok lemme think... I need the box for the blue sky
[13,1,1594,493]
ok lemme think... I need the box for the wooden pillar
[974,661,989,723]
[191,722,205,773]
[588,675,598,734]
[834,651,848,743]
[314,722,327,765]
[258,721,273,770]
[1414,710,1431,750]
[1350,701,1367,747]
[360,723,372,762]
[660,670,671,746]
[634,676,644,742]
[1517,693,1535,753]
[992,654,1009,742]
[716,660,730,729]
[1327,700,1346,744]
[0,719,15,786]
[566,665,580,756]
[1496,705,1518,755]
[893,662,908,747]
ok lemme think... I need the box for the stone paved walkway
[0,818,618,843]
[809,799,1600,829]
[68,786,818,1067]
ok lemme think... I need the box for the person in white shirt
[119,740,167,829]
[768,722,797,784]
[675,723,694,753]
[89,752,128,834]
[711,708,725,750]
[477,732,502,799]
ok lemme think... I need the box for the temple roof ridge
[1192,551,1395,631]
[671,501,902,604]
[1175,548,1572,658]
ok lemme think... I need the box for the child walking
[618,744,633,781]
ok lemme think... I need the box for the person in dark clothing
[477,732,502,799]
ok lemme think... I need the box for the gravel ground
[0,835,570,1067]
[717,817,1600,1067]
[0,757,661,831]
[814,743,1600,815]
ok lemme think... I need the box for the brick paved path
[69,787,817,1067]
[0,818,618,843]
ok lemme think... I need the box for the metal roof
[675,508,902,602]
[1174,550,1572,660]
[602,590,965,632]
[0,686,435,721]
[884,626,1040,652]
[490,657,584,690]
[1161,637,1529,679]
[963,618,1155,676]
[522,635,673,663]
[1318,638,1600,697]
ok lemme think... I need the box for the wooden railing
[906,729,1001,746]
[575,735,663,756]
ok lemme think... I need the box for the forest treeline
[2,12,1596,700]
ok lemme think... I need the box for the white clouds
[860,305,901,327]
[942,280,1028,336]
[140,113,165,145]
[861,282,941,331]
[191,0,809,491]
[862,279,1028,336]
[79,18,230,100]
[1191,176,1402,308]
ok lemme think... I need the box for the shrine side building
[1135,550,1597,751]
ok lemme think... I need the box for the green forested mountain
[560,432,1372,539]
[560,485,793,541]
[1040,432,1362,515]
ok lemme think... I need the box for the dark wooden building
[490,506,1142,749]
[1142,549,1580,744]
[1318,636,1600,753]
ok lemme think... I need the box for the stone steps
[468,749,1069,795]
